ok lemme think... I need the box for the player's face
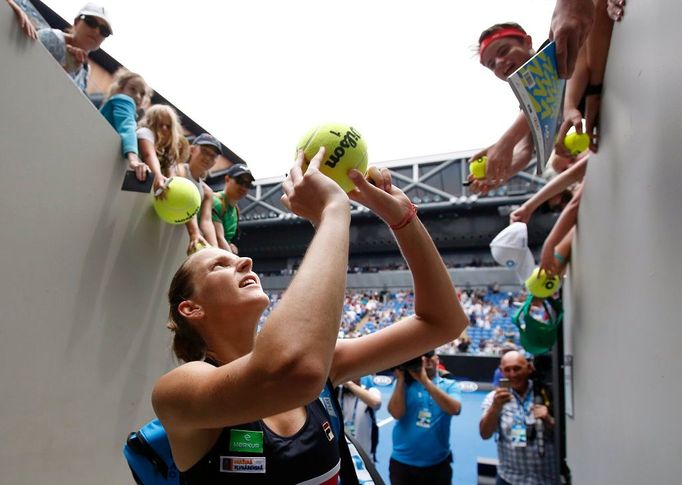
[480,36,533,81]
[189,248,269,316]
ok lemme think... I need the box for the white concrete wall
[564,1,682,482]
[0,5,187,483]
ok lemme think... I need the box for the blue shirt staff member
[388,351,462,485]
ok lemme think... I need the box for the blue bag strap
[126,429,169,479]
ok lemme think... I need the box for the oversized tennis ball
[525,268,562,298]
[153,177,201,224]
[469,156,488,179]
[297,123,368,192]
[563,132,590,156]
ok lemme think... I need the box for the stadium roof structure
[206,149,548,227]
[209,150,557,261]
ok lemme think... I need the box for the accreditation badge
[510,423,527,447]
[416,408,432,428]
[344,419,356,437]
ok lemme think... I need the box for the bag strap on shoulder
[323,380,385,485]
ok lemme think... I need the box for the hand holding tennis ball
[153,177,201,224]
[296,123,368,192]
[469,156,488,179]
[563,132,590,156]
[525,267,562,298]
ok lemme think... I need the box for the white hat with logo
[78,3,113,34]
[490,222,535,283]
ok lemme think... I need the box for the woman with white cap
[35,3,113,93]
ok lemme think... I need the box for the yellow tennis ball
[153,177,201,225]
[187,240,209,255]
[563,132,590,156]
[525,268,562,298]
[297,123,368,192]
[469,156,488,179]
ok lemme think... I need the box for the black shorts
[389,453,452,485]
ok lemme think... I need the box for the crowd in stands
[258,286,529,356]
[259,256,502,278]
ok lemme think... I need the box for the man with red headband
[470,0,600,193]
[469,23,538,193]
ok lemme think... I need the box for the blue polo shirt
[391,376,461,467]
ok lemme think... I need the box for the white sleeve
[136,127,155,144]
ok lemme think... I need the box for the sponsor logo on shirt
[322,421,334,442]
[220,456,266,473]
[229,429,264,453]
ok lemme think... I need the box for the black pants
[389,454,452,485]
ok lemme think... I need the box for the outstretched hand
[281,148,349,227]
[554,108,584,158]
[347,166,413,227]
[467,143,514,192]
[510,204,533,224]
[539,239,561,276]
[8,0,37,39]
[550,0,595,78]
[187,235,209,256]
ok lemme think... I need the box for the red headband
[479,28,528,57]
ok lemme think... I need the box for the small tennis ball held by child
[296,122,368,192]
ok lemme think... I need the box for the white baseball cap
[78,3,113,34]
[490,222,535,283]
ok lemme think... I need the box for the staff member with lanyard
[480,350,557,485]
[388,351,462,484]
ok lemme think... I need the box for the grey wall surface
[0,7,186,483]
[564,1,682,482]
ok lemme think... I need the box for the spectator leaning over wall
[17,2,113,94]
[99,69,152,181]
[211,163,255,255]
[137,104,189,196]
[174,134,222,255]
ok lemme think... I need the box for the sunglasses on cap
[79,15,111,37]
